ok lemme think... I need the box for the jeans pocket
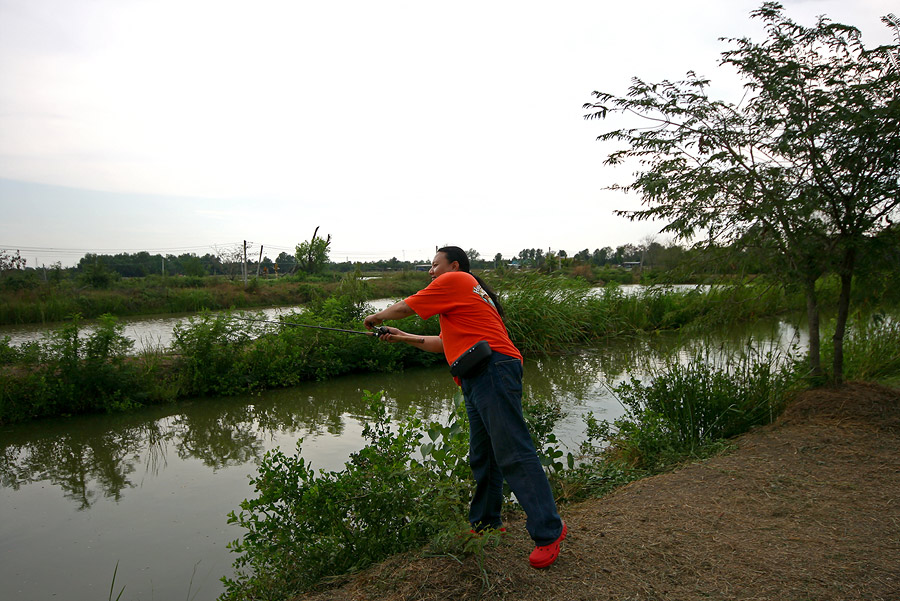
[493,359,523,396]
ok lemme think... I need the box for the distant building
[414,264,430,272]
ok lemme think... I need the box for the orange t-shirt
[404,271,522,365]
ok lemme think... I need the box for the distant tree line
[6,231,768,284]
[72,250,297,280]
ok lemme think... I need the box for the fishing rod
[234,317,425,344]
[232,317,426,344]
[233,316,384,336]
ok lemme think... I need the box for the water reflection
[0,427,142,509]
[0,364,461,510]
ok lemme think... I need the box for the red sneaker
[528,521,567,569]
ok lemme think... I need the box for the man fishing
[364,246,567,569]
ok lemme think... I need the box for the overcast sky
[0,0,895,266]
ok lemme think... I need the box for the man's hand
[373,325,403,343]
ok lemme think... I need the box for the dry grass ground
[296,382,900,601]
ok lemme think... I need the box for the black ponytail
[437,246,505,318]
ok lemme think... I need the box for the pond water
[0,313,807,601]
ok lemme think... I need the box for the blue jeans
[460,352,564,546]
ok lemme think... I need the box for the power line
[1,243,241,254]
[1,242,436,268]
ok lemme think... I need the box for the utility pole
[243,240,248,286]
[257,245,263,278]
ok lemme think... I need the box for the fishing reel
[373,326,391,338]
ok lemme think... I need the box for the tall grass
[497,273,795,353]
[605,345,798,470]
[501,276,597,352]
[821,314,900,382]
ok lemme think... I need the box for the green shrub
[0,336,17,365]
[0,314,166,423]
[220,384,576,599]
[171,312,261,396]
[222,391,473,599]
[602,347,798,470]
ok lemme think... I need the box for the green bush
[222,391,473,599]
[0,314,166,423]
[0,336,17,365]
[221,386,574,599]
[601,348,798,470]
[171,312,262,396]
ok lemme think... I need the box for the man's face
[429,252,459,279]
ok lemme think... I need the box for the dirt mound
[296,382,900,601]
[780,380,900,431]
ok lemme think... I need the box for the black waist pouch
[449,341,493,379]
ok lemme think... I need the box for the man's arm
[364,301,444,353]
[364,300,416,325]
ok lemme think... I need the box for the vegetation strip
[1,272,829,425]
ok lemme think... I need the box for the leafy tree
[0,249,26,272]
[274,251,296,276]
[295,227,332,274]
[78,254,117,289]
[584,3,900,382]
[592,247,612,266]
[180,254,208,277]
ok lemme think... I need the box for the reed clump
[497,273,794,353]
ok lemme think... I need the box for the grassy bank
[2,272,895,425]
[0,275,793,424]
[0,271,431,325]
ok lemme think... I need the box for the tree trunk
[804,276,823,380]
[832,247,856,385]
